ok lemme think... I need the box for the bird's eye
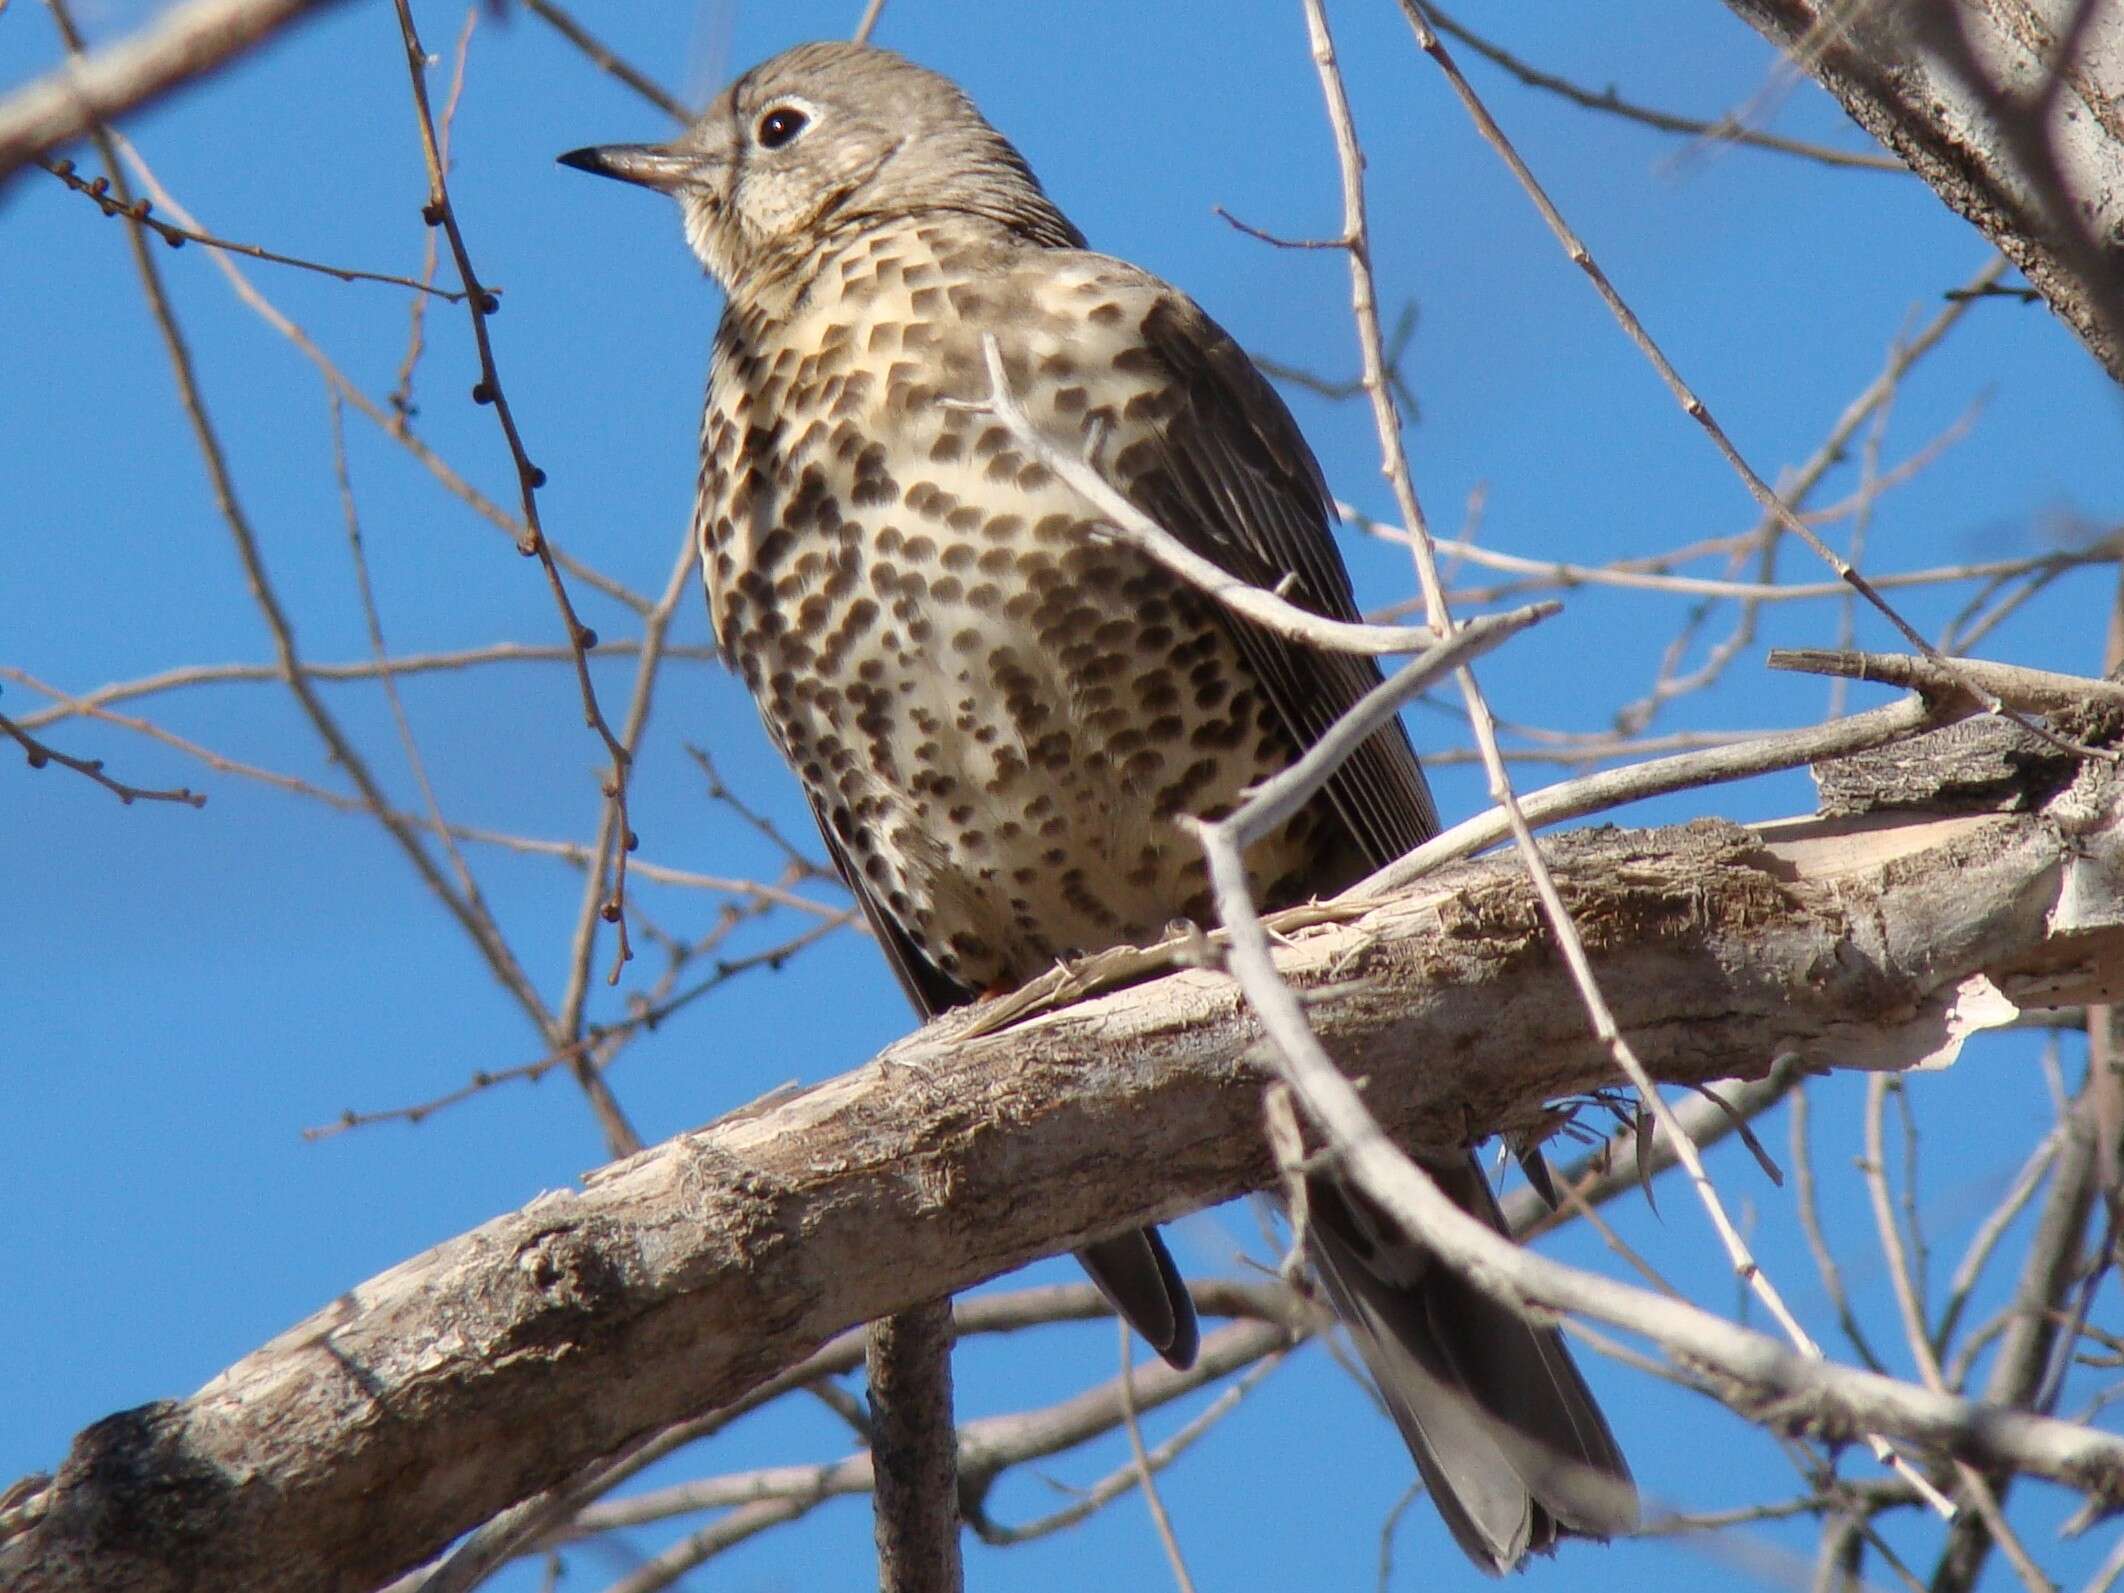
[756,106,809,150]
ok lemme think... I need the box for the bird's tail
[1076,1227,1200,1371]
[1305,1155,1638,1573]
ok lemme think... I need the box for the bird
[560,40,1637,1572]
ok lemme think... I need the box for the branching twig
[107,138,652,616]
[1116,1322,1197,1593]
[390,0,639,993]
[0,708,203,807]
[46,3,557,1044]
[1391,1,2078,766]
[39,155,470,299]
[1421,0,1906,172]
[1307,0,1953,1514]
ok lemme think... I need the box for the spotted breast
[697,219,1340,991]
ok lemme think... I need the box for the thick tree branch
[3,760,2120,1593]
[1717,0,2124,382]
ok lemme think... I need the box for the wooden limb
[0,0,350,183]
[866,1302,964,1593]
[1716,0,2124,382]
[3,769,2121,1593]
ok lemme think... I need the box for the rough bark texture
[3,762,2120,1593]
[1720,0,2124,382]
[867,1302,965,1593]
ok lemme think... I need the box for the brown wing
[802,787,969,1020]
[797,784,1202,1368]
[1112,288,1440,871]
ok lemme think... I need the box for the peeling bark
[3,766,2120,1593]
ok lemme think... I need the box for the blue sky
[5,1,2120,1588]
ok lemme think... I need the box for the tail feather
[1076,1227,1200,1370]
[1306,1157,1637,1573]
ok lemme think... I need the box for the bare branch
[0,708,203,808]
[866,1300,963,1593]
[1117,1322,1197,1593]
[1423,0,1907,171]
[1717,0,2124,381]
[38,155,471,299]
[1772,650,2124,717]
[962,335,1447,656]
[388,0,640,1000]
[0,0,348,183]
[5,775,2119,1593]
[521,0,690,122]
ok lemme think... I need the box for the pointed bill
[556,143,700,192]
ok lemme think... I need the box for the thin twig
[48,6,557,1043]
[387,4,474,421]
[108,136,652,616]
[1791,1083,1891,1374]
[520,0,690,122]
[1862,1077,2051,1592]
[0,708,203,807]
[39,155,470,298]
[8,642,716,734]
[1307,0,1955,1514]
[1391,0,2078,765]
[306,908,853,1140]
[329,391,495,945]
[1420,0,1905,171]
[1357,647,1970,902]
[389,0,639,996]
[964,336,1444,657]
[851,0,889,46]
[1117,1320,1197,1593]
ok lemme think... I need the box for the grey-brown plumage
[562,40,1636,1572]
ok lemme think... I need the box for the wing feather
[1114,287,1440,872]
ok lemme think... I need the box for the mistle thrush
[563,41,1636,1570]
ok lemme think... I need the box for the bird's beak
[557,142,702,193]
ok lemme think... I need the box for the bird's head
[559,41,1082,297]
